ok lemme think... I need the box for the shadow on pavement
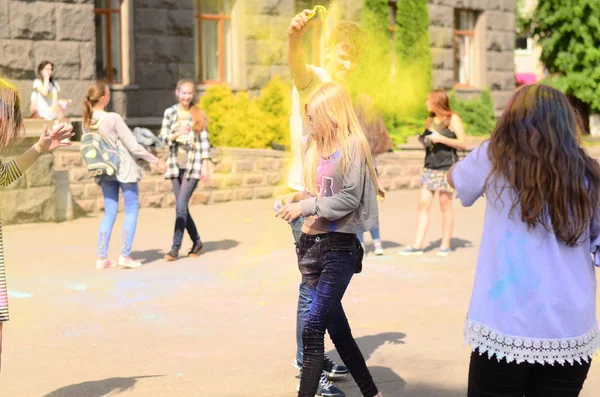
[356,332,407,360]
[203,239,240,253]
[362,240,402,254]
[133,249,164,264]
[132,239,240,264]
[326,332,409,395]
[42,375,164,397]
[423,237,473,253]
[379,381,466,397]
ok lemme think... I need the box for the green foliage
[386,116,427,146]
[358,0,432,147]
[200,76,291,149]
[395,0,432,91]
[531,0,600,112]
[387,90,496,144]
[448,90,496,136]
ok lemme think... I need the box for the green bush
[386,90,496,144]
[360,0,432,147]
[448,89,496,136]
[199,76,291,149]
[387,116,427,146]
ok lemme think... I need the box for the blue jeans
[357,226,381,244]
[296,232,378,397]
[97,178,139,258]
[171,169,200,250]
[292,217,309,365]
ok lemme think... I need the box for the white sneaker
[373,240,384,256]
[118,255,142,268]
[96,258,116,269]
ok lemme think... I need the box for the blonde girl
[276,82,383,397]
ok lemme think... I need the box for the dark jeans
[171,169,200,250]
[291,217,309,365]
[468,350,591,397]
[296,232,378,397]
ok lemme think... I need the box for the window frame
[453,8,478,88]
[94,1,122,84]
[196,0,233,84]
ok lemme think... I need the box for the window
[196,0,233,84]
[516,36,533,53]
[295,0,325,66]
[94,0,122,83]
[453,9,478,86]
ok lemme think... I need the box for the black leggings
[468,350,591,397]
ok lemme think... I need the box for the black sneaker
[164,248,179,262]
[296,372,346,397]
[188,243,203,257]
[323,355,349,379]
[293,355,349,379]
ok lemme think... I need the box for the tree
[531,0,600,112]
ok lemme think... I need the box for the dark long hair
[488,84,600,246]
[426,90,454,129]
[37,61,56,86]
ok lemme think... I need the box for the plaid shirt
[159,105,211,180]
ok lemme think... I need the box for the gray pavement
[1,191,599,397]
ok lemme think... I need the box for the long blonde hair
[302,82,383,198]
[175,79,208,133]
[0,77,25,150]
[83,81,109,129]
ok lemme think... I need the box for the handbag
[355,238,364,274]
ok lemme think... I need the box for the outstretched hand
[37,123,74,153]
[288,9,313,39]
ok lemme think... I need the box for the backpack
[80,114,119,177]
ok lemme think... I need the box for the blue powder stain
[8,290,32,298]
[116,280,145,289]
[63,283,87,291]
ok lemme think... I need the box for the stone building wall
[51,145,291,220]
[112,0,197,120]
[1,143,439,225]
[0,0,96,118]
[428,0,516,113]
[0,137,57,224]
[1,0,516,122]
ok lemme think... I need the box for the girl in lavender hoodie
[448,84,600,396]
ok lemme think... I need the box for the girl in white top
[30,61,69,121]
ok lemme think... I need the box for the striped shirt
[0,159,23,322]
[159,105,211,180]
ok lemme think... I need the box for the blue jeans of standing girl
[97,178,139,258]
